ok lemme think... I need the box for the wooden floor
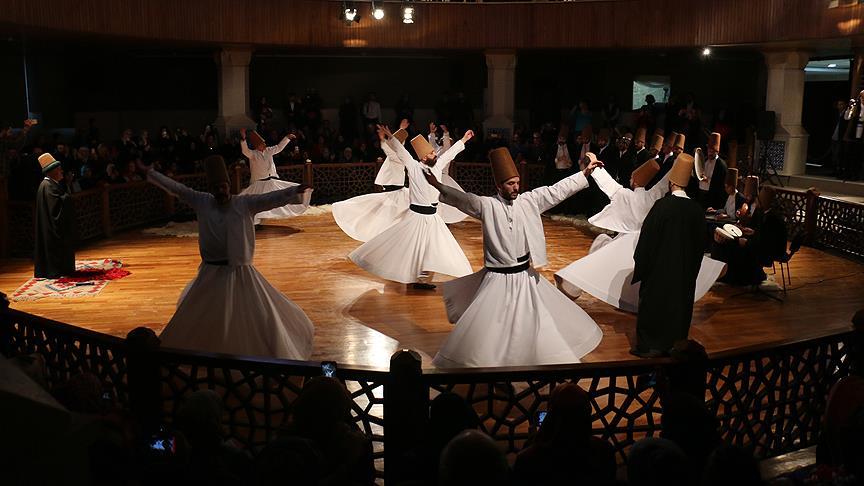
[2,212,862,370]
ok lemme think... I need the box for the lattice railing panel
[705,336,852,458]
[311,163,376,204]
[427,368,662,463]
[773,188,808,239]
[814,197,864,259]
[276,165,305,184]
[0,310,129,407]
[109,182,167,231]
[73,189,104,241]
[451,162,496,196]
[156,353,386,480]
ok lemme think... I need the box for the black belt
[380,185,404,192]
[486,253,530,274]
[204,260,229,266]
[259,176,279,181]
[410,203,438,215]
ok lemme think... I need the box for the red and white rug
[10,259,130,301]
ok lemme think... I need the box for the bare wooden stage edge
[2,212,862,370]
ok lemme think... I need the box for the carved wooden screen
[815,197,864,259]
[311,163,376,204]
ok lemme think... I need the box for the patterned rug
[10,259,129,301]
[142,205,333,238]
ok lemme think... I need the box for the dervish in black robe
[631,191,706,355]
[34,177,76,278]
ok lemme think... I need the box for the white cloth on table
[147,170,314,360]
[431,171,602,368]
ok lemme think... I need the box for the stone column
[482,50,517,140]
[213,47,257,137]
[763,50,810,176]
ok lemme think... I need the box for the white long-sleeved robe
[147,170,314,360]
[555,168,725,312]
[347,137,473,283]
[240,137,311,224]
[432,172,603,368]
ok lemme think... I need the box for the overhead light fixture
[828,63,838,68]
[342,1,359,23]
[402,3,414,24]
[701,47,711,57]
[372,0,385,20]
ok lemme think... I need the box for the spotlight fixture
[701,47,711,57]
[372,0,385,20]
[828,63,838,68]
[402,3,415,24]
[342,1,359,23]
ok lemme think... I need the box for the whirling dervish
[239,128,312,225]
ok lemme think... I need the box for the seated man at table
[710,186,787,286]
[709,168,746,222]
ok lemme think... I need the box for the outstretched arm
[245,185,312,215]
[437,130,473,174]
[424,169,481,219]
[591,167,623,199]
[524,158,603,213]
[146,167,207,209]
[267,134,294,156]
[239,128,253,159]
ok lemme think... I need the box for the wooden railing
[2,305,862,484]
[772,187,864,259]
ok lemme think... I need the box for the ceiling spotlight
[828,63,838,68]
[402,5,415,24]
[701,47,711,57]
[344,8,357,21]
[342,1,359,23]
[372,0,385,20]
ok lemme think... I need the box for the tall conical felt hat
[635,127,647,144]
[666,131,679,148]
[204,155,230,186]
[392,128,409,144]
[631,159,661,187]
[725,167,739,187]
[727,141,738,168]
[410,135,435,158]
[669,153,694,187]
[744,176,759,199]
[758,186,776,209]
[489,147,519,184]
[248,131,265,147]
[38,153,61,173]
[649,134,664,151]
[708,132,721,151]
[673,133,686,150]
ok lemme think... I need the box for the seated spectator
[660,392,721,482]
[79,164,97,190]
[340,147,356,163]
[701,444,764,486]
[818,375,864,483]
[105,163,126,184]
[254,436,324,486]
[513,383,616,486]
[123,160,143,182]
[439,430,510,486]
[287,377,375,485]
[627,437,688,486]
[174,389,252,486]
[417,392,480,482]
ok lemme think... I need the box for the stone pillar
[213,47,257,137]
[482,50,517,140]
[763,50,810,176]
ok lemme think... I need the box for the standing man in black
[631,153,706,357]
[34,153,76,278]
[694,132,728,210]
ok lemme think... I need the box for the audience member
[439,430,510,486]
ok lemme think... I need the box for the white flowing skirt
[554,232,726,313]
[433,268,603,368]
[333,188,410,242]
[159,263,315,360]
[349,210,473,284]
[240,179,312,224]
[333,177,468,242]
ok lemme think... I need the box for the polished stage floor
[2,212,862,369]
